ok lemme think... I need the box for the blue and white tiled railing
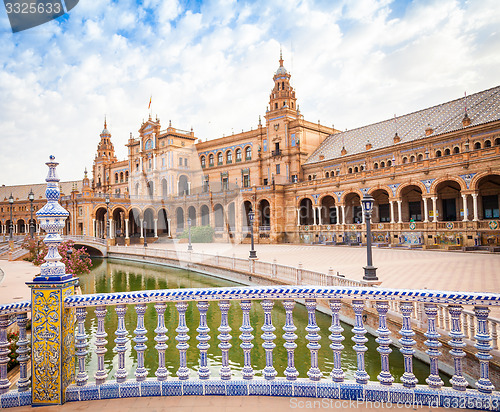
[0,285,499,409]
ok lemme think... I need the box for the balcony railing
[271,149,282,157]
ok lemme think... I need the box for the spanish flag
[148,96,152,110]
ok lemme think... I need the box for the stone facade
[1,55,500,248]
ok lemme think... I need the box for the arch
[227,202,236,234]
[125,171,129,182]
[161,179,168,197]
[320,195,336,224]
[495,137,500,146]
[258,199,271,228]
[417,154,424,161]
[146,181,154,197]
[120,172,124,182]
[178,175,189,196]
[343,192,362,223]
[476,174,500,220]
[115,173,119,183]
[444,148,451,156]
[474,141,482,150]
[245,146,252,160]
[213,203,224,229]
[299,198,314,225]
[453,146,460,154]
[94,206,108,238]
[430,176,466,194]
[410,155,416,162]
[325,171,330,178]
[435,150,442,158]
[200,205,210,226]
[0,221,2,234]
[235,148,242,162]
[485,139,492,148]
[200,155,206,168]
[371,189,391,223]
[402,157,408,164]
[143,208,155,237]
[158,208,169,236]
[380,161,385,168]
[208,154,214,166]
[339,189,363,204]
[17,219,26,234]
[111,207,127,239]
[217,151,223,165]
[400,184,423,222]
[128,208,141,239]
[348,167,353,174]
[188,206,197,226]
[434,180,461,221]
[395,181,427,198]
[176,207,185,232]
[226,149,233,164]
[5,220,12,235]
[354,166,359,173]
[241,201,253,233]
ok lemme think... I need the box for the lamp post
[105,194,110,239]
[187,217,193,251]
[28,189,34,239]
[8,194,14,240]
[143,221,148,247]
[248,210,257,259]
[361,193,378,282]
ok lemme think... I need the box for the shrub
[178,226,214,243]
[8,331,19,371]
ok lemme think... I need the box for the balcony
[271,149,282,157]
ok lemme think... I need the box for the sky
[0,0,499,186]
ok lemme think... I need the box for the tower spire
[279,47,283,67]
[104,115,107,129]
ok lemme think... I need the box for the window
[453,146,460,154]
[236,148,242,162]
[348,168,352,174]
[203,176,209,192]
[402,157,408,164]
[474,142,482,150]
[417,154,423,161]
[444,148,451,156]
[125,171,129,181]
[409,201,422,221]
[217,152,223,165]
[178,157,183,166]
[245,147,252,160]
[387,160,392,167]
[325,172,329,178]
[410,155,415,162]
[243,175,250,187]
[184,158,188,167]
[222,177,229,190]
[226,151,232,164]
[263,178,268,185]
[115,173,118,183]
[380,162,385,168]
[495,138,500,146]
[291,175,298,183]
[276,164,280,174]
[485,140,492,148]
[162,158,165,167]
[379,204,390,222]
[275,103,278,109]
[483,195,499,218]
[120,172,124,183]
[209,154,214,166]
[201,156,206,168]
[374,163,379,169]
[354,167,359,173]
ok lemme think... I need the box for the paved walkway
[5,395,482,412]
[0,260,38,304]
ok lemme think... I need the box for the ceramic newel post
[28,156,77,406]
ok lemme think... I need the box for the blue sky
[0,0,499,185]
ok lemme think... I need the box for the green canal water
[78,258,449,384]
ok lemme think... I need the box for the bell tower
[267,50,298,115]
[92,118,117,191]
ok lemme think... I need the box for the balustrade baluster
[0,315,9,394]
[423,303,443,389]
[439,306,445,329]
[462,313,469,339]
[218,300,232,380]
[239,300,254,380]
[75,307,89,386]
[448,304,468,391]
[15,313,30,392]
[175,301,190,380]
[469,313,475,341]
[114,305,128,383]
[375,301,393,385]
[445,307,451,331]
[474,306,495,393]
[94,305,108,385]
[328,299,344,382]
[351,300,369,384]
[134,303,148,381]
[399,301,418,388]
[196,301,210,380]
[491,322,498,350]
[261,299,277,380]
[282,299,298,380]
[154,303,169,381]
[305,299,322,381]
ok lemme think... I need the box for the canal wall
[108,247,500,389]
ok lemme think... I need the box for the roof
[0,181,83,203]
[305,85,500,165]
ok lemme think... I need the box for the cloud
[0,0,499,185]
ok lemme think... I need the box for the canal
[78,258,449,384]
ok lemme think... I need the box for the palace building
[1,55,500,249]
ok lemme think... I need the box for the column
[335,205,340,225]
[361,207,366,224]
[317,206,322,226]
[472,193,479,221]
[296,208,300,226]
[187,182,191,195]
[140,218,144,238]
[462,194,469,222]
[313,206,317,226]
[389,201,395,223]
[397,200,403,223]
[341,205,346,225]
[423,198,429,222]
[109,219,114,239]
[167,219,172,237]
[124,219,129,239]
[154,218,158,237]
[432,197,438,222]
[92,219,96,237]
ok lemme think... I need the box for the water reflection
[78,258,448,384]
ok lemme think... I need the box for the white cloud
[0,0,499,185]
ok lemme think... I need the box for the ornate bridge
[63,235,107,257]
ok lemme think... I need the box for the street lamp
[187,217,193,251]
[248,209,257,259]
[8,194,14,240]
[361,193,378,282]
[105,194,110,239]
[28,189,34,239]
[143,221,148,247]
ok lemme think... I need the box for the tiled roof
[0,181,83,203]
[305,85,500,165]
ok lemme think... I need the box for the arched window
[125,171,129,181]
[485,140,492,148]
[200,156,206,168]
[308,175,312,181]
[209,154,214,166]
[354,166,359,173]
[387,160,392,167]
[120,172,124,182]
[217,152,223,165]
[380,161,385,168]
[435,150,442,158]
[410,155,416,162]
[115,173,118,183]
[374,163,379,169]
[325,172,329,178]
[474,142,482,150]
[495,138,500,146]
[348,167,353,174]
[235,148,242,162]
[417,154,423,161]
[444,148,451,156]
[226,151,232,163]
[453,146,460,154]
[402,157,408,164]
[245,146,252,160]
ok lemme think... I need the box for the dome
[276,65,288,75]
